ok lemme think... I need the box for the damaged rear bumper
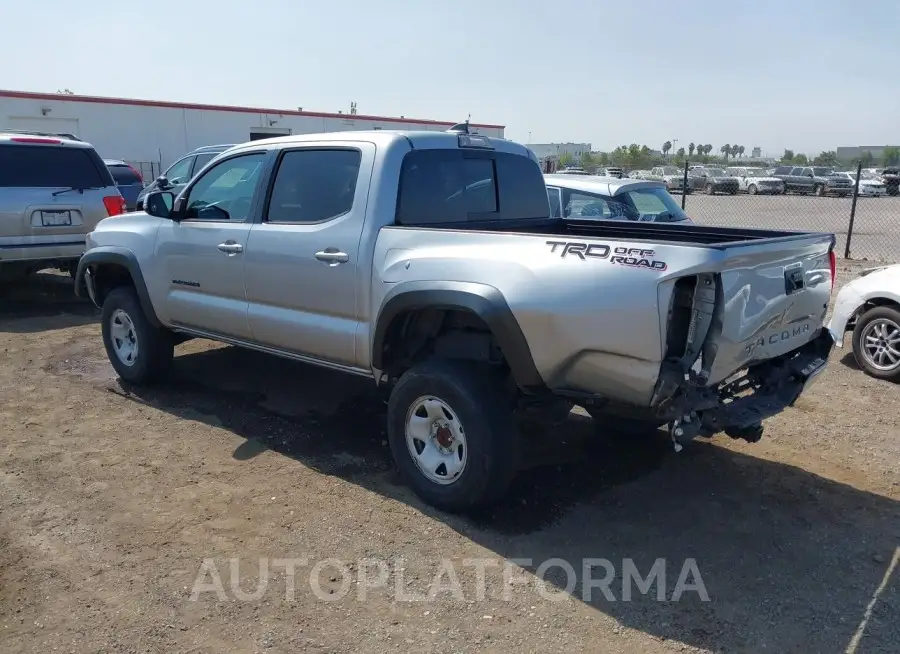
[700,328,834,434]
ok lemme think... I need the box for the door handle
[315,249,349,265]
[217,241,244,255]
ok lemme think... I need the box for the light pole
[672,138,678,159]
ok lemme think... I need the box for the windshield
[860,172,879,180]
[706,168,726,177]
[661,166,680,175]
[812,167,834,176]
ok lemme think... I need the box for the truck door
[153,151,269,339]
[243,143,375,368]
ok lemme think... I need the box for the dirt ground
[1,261,898,653]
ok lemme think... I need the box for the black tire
[815,184,825,197]
[748,184,758,195]
[387,358,519,512]
[101,286,174,384]
[851,306,900,382]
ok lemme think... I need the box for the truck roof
[226,130,533,158]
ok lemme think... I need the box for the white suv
[0,131,126,280]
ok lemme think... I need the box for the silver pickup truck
[74,129,836,512]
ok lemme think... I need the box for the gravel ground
[1,263,898,654]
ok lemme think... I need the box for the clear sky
[2,0,896,156]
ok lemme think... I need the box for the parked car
[134,143,236,210]
[628,170,651,180]
[828,264,900,381]
[104,159,145,211]
[555,166,591,175]
[771,166,853,196]
[544,174,692,223]
[835,171,887,196]
[597,166,624,178]
[693,167,740,194]
[75,129,836,511]
[881,167,900,196]
[726,166,785,195]
[649,166,687,192]
[0,130,126,280]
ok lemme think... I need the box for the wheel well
[851,298,900,326]
[92,263,135,306]
[379,308,508,376]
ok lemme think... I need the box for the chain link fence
[672,161,900,262]
[125,160,162,184]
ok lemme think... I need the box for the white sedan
[828,264,900,381]
[836,172,887,196]
[725,167,785,195]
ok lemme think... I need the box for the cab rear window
[396,149,550,225]
[0,145,108,188]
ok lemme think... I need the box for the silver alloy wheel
[860,318,900,371]
[405,396,468,485]
[110,309,139,367]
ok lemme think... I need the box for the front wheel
[748,184,758,195]
[851,306,900,382]
[387,359,519,512]
[815,184,826,197]
[101,286,174,383]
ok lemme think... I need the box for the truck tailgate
[701,233,834,385]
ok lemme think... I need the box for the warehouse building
[0,89,505,179]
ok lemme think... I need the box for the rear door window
[107,165,142,185]
[0,144,106,188]
[396,149,549,225]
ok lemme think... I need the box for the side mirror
[145,191,176,218]
[155,175,172,189]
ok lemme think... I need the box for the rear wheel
[101,286,174,384]
[851,306,900,382]
[387,358,519,512]
[748,184,758,195]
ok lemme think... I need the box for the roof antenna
[447,114,472,134]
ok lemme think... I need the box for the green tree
[704,144,713,156]
[813,151,838,166]
[721,144,731,160]
[687,142,695,157]
[597,151,610,166]
[558,152,574,167]
[738,145,745,158]
[662,141,672,157]
[859,150,874,167]
[676,147,685,158]
[793,153,808,165]
[882,146,900,166]
[580,151,595,171]
[782,149,794,163]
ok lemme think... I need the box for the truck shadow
[116,344,900,653]
[0,272,98,333]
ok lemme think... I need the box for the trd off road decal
[609,247,668,271]
[546,241,667,271]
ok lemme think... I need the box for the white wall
[1,95,505,168]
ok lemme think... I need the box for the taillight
[828,249,836,292]
[103,195,127,216]
[126,164,144,184]
[11,136,61,144]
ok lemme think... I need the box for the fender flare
[75,246,161,327]
[372,281,545,391]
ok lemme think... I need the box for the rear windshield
[620,187,689,222]
[107,164,142,185]
[396,149,550,225]
[0,144,108,188]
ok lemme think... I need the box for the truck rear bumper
[700,328,834,433]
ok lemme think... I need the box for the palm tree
[662,141,672,157]
[730,144,739,159]
[688,142,695,157]
[704,144,713,156]
[737,145,745,159]
[721,144,731,160]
